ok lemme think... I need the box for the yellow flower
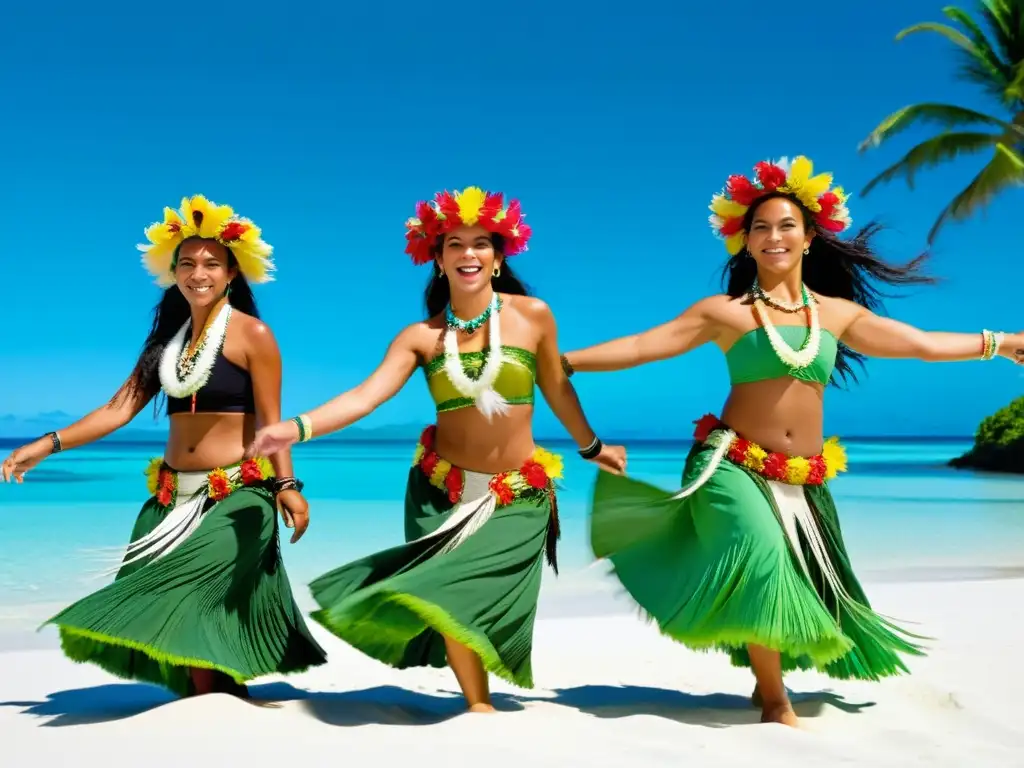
[254,456,275,478]
[455,186,487,226]
[412,443,425,467]
[430,459,452,489]
[725,231,748,255]
[179,195,235,240]
[742,444,767,472]
[710,194,748,219]
[144,456,164,495]
[778,156,831,212]
[822,436,847,480]
[785,456,810,485]
[532,447,564,480]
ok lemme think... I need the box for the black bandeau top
[166,351,256,415]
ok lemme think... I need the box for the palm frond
[861,132,1000,196]
[858,102,1024,151]
[978,0,1019,63]
[926,142,1024,242]
[902,15,1009,82]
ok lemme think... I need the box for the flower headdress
[138,195,275,287]
[708,156,852,256]
[404,186,532,266]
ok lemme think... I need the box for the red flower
[807,455,827,485]
[480,192,504,224]
[489,474,515,505]
[208,473,232,501]
[445,468,463,503]
[240,458,263,485]
[761,452,788,480]
[726,174,761,205]
[219,221,250,242]
[419,424,437,451]
[421,451,439,477]
[728,438,751,464]
[521,460,549,489]
[157,486,173,507]
[754,162,786,191]
[719,216,745,236]
[692,414,720,442]
[436,191,461,226]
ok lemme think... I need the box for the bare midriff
[433,405,538,474]
[719,378,826,458]
[164,413,257,471]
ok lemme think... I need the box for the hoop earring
[492,265,501,278]
[803,247,810,255]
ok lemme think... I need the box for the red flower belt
[412,425,563,504]
[692,414,847,486]
[144,456,275,508]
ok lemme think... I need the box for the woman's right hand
[997,331,1024,365]
[246,420,301,459]
[1,438,53,483]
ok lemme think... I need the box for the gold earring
[492,265,501,278]
[437,265,446,278]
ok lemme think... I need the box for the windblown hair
[722,191,935,386]
[113,241,260,413]
[424,233,531,317]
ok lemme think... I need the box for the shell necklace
[750,283,821,370]
[443,293,509,421]
[159,302,233,402]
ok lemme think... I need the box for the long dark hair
[113,243,260,413]
[424,233,532,317]
[722,192,934,386]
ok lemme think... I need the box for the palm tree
[858,1,1024,244]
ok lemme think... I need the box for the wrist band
[981,330,1003,361]
[560,354,575,378]
[579,436,602,460]
[46,431,63,454]
[272,476,305,494]
[291,414,314,442]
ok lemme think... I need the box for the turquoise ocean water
[1,436,1022,650]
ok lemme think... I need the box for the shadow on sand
[0,681,874,729]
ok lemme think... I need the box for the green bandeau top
[424,345,537,413]
[725,325,838,386]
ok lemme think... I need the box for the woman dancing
[1,195,327,698]
[561,156,1024,727]
[247,186,625,713]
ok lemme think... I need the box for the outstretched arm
[562,297,719,373]
[246,325,422,458]
[1,376,153,482]
[841,306,1021,363]
[299,325,421,437]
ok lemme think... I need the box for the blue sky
[0,0,1019,439]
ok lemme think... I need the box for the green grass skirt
[590,442,927,680]
[308,468,553,689]
[44,485,327,696]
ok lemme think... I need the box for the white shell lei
[158,303,233,398]
[443,293,509,421]
[753,292,821,370]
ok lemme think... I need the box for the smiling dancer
[1,195,327,698]
[247,186,626,713]
[561,156,1024,727]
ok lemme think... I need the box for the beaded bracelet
[272,476,305,494]
[45,431,63,454]
[579,436,602,460]
[981,330,1004,361]
[290,414,314,442]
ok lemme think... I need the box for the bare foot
[467,702,497,714]
[760,701,799,728]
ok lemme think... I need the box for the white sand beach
[2,575,1022,767]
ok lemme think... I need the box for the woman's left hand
[997,332,1024,364]
[276,489,309,543]
[588,443,628,475]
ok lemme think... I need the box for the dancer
[247,186,626,713]
[1,195,327,698]
[561,156,1024,727]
